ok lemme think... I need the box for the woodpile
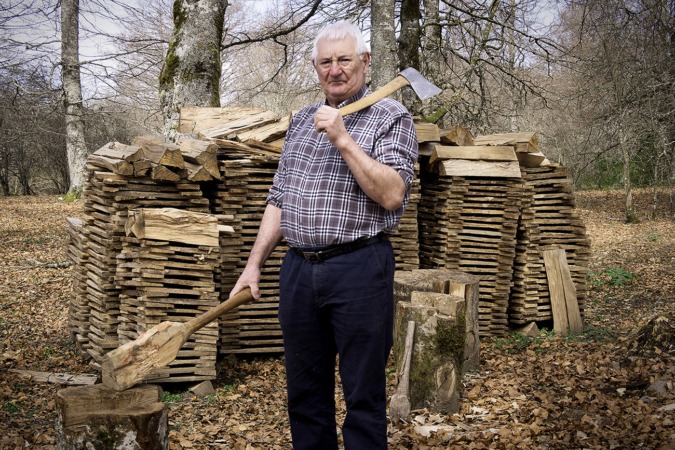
[67,105,590,386]
[114,208,227,384]
[210,155,287,354]
[510,165,591,325]
[418,129,589,336]
[75,154,209,366]
[64,217,87,346]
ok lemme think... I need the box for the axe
[339,67,441,116]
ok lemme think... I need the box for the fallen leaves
[0,191,673,449]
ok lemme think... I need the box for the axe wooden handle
[338,75,410,116]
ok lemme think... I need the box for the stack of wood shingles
[418,129,589,336]
[180,107,423,353]
[213,157,286,354]
[76,139,213,367]
[64,217,88,349]
[181,107,288,354]
[418,130,523,336]
[115,208,226,383]
[511,165,591,324]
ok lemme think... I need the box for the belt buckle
[302,250,323,263]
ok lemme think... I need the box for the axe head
[399,67,442,101]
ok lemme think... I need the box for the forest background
[1,0,673,221]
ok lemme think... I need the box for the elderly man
[230,20,418,449]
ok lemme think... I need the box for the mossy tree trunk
[160,0,227,141]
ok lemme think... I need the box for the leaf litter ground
[0,190,672,449]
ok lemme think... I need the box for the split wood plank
[125,208,220,247]
[9,369,98,386]
[438,159,522,178]
[414,122,441,143]
[93,142,145,162]
[474,132,539,153]
[149,163,181,182]
[132,136,185,169]
[543,248,583,335]
[517,150,549,168]
[235,116,290,143]
[87,155,133,176]
[476,132,537,153]
[440,127,475,146]
[198,110,279,140]
[179,106,268,133]
[214,138,282,158]
[182,161,213,182]
[430,144,517,165]
[176,137,220,179]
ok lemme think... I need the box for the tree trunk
[422,0,441,82]
[507,0,518,132]
[421,0,444,122]
[370,0,398,92]
[160,0,228,141]
[398,0,421,113]
[61,0,88,194]
[620,127,638,223]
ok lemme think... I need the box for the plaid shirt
[267,85,418,248]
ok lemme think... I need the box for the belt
[292,233,388,263]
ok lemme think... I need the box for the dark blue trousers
[278,239,395,450]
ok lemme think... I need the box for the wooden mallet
[101,288,254,391]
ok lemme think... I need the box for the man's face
[314,36,370,107]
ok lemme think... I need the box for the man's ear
[361,52,371,68]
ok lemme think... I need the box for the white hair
[311,20,370,61]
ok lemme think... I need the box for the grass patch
[22,237,45,245]
[589,266,637,288]
[3,401,22,414]
[492,330,554,354]
[161,391,183,404]
[568,326,616,343]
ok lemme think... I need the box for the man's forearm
[336,136,406,211]
[247,203,284,269]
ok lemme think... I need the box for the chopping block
[55,384,167,450]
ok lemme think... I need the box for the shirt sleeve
[372,104,418,191]
[266,108,309,208]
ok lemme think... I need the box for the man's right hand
[230,265,262,300]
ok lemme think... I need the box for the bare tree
[61,0,88,193]
[550,0,674,218]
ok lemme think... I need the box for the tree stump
[634,315,674,355]
[56,384,168,450]
[394,269,480,371]
[394,291,466,414]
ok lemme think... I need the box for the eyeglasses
[316,55,360,71]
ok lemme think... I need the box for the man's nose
[328,61,343,76]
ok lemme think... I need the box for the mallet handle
[185,288,254,335]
